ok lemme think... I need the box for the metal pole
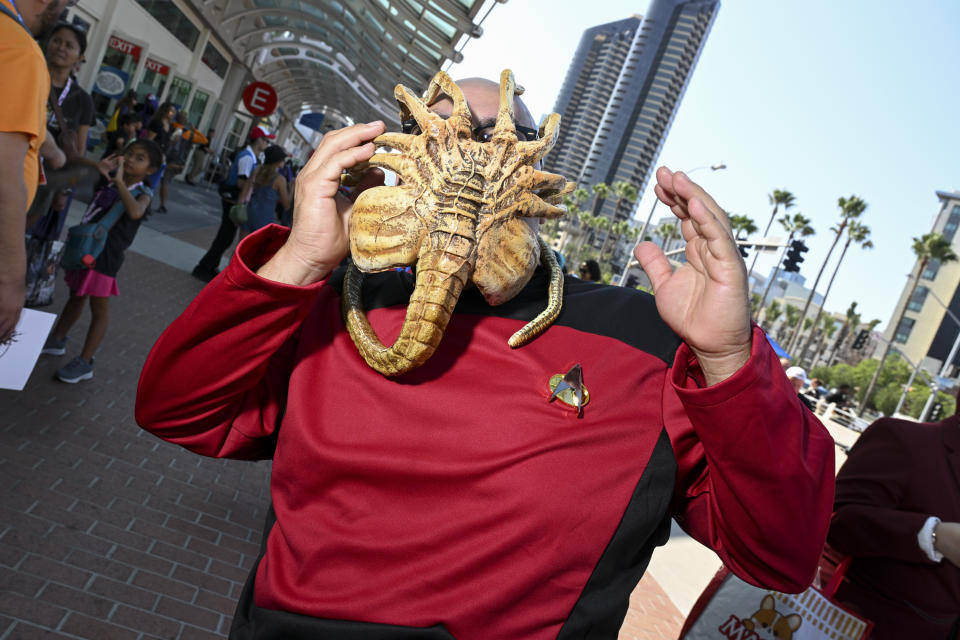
[919,385,938,421]
[894,356,923,415]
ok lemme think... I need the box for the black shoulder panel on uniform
[334,265,681,365]
[556,428,677,638]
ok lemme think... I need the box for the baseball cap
[250,125,275,140]
[785,366,809,385]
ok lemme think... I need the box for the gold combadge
[548,364,589,417]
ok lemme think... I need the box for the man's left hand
[634,167,752,386]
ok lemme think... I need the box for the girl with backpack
[41,139,162,383]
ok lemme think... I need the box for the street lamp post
[617,163,726,286]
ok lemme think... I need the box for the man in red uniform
[137,77,835,638]
[829,412,960,638]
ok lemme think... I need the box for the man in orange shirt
[0,0,72,343]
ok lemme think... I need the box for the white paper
[0,309,57,391]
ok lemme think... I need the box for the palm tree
[573,186,590,206]
[859,232,959,414]
[827,301,861,366]
[729,214,758,241]
[576,183,609,260]
[787,195,868,354]
[747,189,795,279]
[780,303,801,342]
[750,292,762,317]
[656,222,678,251]
[754,212,815,321]
[599,219,626,261]
[571,213,601,264]
[601,219,632,265]
[729,214,758,259]
[812,316,838,368]
[611,181,638,219]
[589,182,610,215]
[601,182,638,263]
[762,300,782,332]
[796,220,873,366]
[556,202,582,256]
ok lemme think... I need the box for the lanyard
[48,76,73,126]
[0,0,31,36]
[6,0,24,25]
[56,76,73,106]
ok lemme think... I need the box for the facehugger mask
[341,70,575,376]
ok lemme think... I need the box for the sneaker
[56,356,94,383]
[191,265,219,283]
[41,335,66,356]
[157,205,168,213]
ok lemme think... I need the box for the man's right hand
[258,121,385,286]
[934,521,960,566]
[0,280,24,345]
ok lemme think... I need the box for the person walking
[191,125,273,282]
[241,144,290,235]
[41,139,161,382]
[185,127,214,185]
[145,101,175,211]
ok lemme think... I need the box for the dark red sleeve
[663,327,836,593]
[828,418,934,565]
[135,225,327,460]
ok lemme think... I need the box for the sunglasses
[401,119,539,142]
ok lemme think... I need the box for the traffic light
[852,329,869,350]
[782,239,808,273]
[738,243,749,259]
[929,401,944,422]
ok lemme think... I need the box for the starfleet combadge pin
[548,364,589,417]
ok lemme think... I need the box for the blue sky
[448,0,960,327]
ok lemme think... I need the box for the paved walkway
[2,179,694,639]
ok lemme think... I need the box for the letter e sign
[242,82,278,117]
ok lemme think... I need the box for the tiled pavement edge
[3,181,684,639]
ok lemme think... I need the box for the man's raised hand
[634,167,752,386]
[258,121,385,286]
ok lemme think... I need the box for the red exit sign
[108,35,141,60]
[145,58,170,75]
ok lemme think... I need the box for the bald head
[427,76,537,131]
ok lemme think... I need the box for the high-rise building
[879,190,960,378]
[545,0,720,266]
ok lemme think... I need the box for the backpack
[61,184,152,271]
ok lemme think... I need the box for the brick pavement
[2,251,272,640]
[618,573,685,640]
[2,180,686,639]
